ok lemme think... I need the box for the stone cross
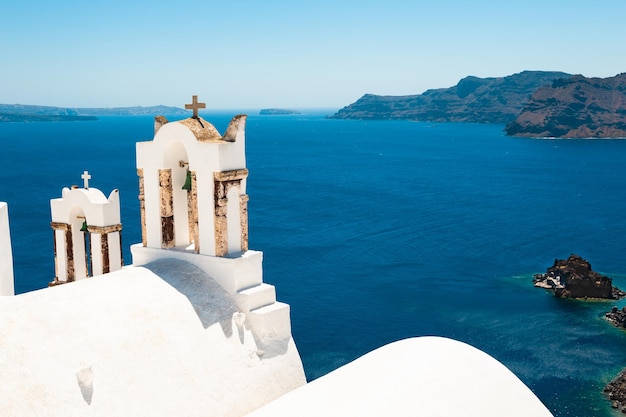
[185,95,206,118]
[81,171,91,189]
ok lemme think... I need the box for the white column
[0,202,15,296]
[90,233,103,276]
[145,169,162,248]
[108,231,122,273]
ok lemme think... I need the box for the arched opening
[69,206,89,280]
[162,140,192,249]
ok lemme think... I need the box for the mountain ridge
[330,71,572,124]
[505,73,626,138]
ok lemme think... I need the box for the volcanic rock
[605,371,626,413]
[533,254,624,299]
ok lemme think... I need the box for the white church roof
[246,336,554,417]
[0,260,305,417]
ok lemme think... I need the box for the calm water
[2,113,626,416]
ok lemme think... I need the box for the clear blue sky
[2,0,625,110]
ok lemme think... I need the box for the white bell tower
[133,97,294,349]
[136,96,249,257]
[49,172,123,285]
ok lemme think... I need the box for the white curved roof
[246,336,554,417]
[0,260,304,417]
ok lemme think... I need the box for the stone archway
[69,206,89,281]
[160,140,196,250]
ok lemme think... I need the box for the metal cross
[185,95,206,118]
[81,171,91,189]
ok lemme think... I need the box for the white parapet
[0,202,14,296]
[130,243,294,350]
[130,244,263,294]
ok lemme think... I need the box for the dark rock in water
[605,371,626,412]
[533,254,624,299]
[606,305,626,411]
[535,255,626,409]
[606,306,626,329]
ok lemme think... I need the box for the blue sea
[2,112,626,416]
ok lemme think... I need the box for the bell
[80,220,88,232]
[182,170,192,191]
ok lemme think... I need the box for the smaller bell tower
[49,172,123,286]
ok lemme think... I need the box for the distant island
[0,104,187,122]
[331,71,626,138]
[259,108,301,115]
[505,73,626,138]
[0,113,98,122]
[330,71,571,124]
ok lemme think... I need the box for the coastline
[0,113,98,123]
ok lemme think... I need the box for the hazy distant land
[260,108,301,115]
[0,104,187,122]
[0,113,98,122]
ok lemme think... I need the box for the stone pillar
[214,179,228,257]
[159,169,175,248]
[213,169,248,257]
[87,224,123,276]
[240,194,249,252]
[84,224,123,276]
[186,171,199,253]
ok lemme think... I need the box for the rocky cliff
[505,73,626,138]
[330,71,571,124]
